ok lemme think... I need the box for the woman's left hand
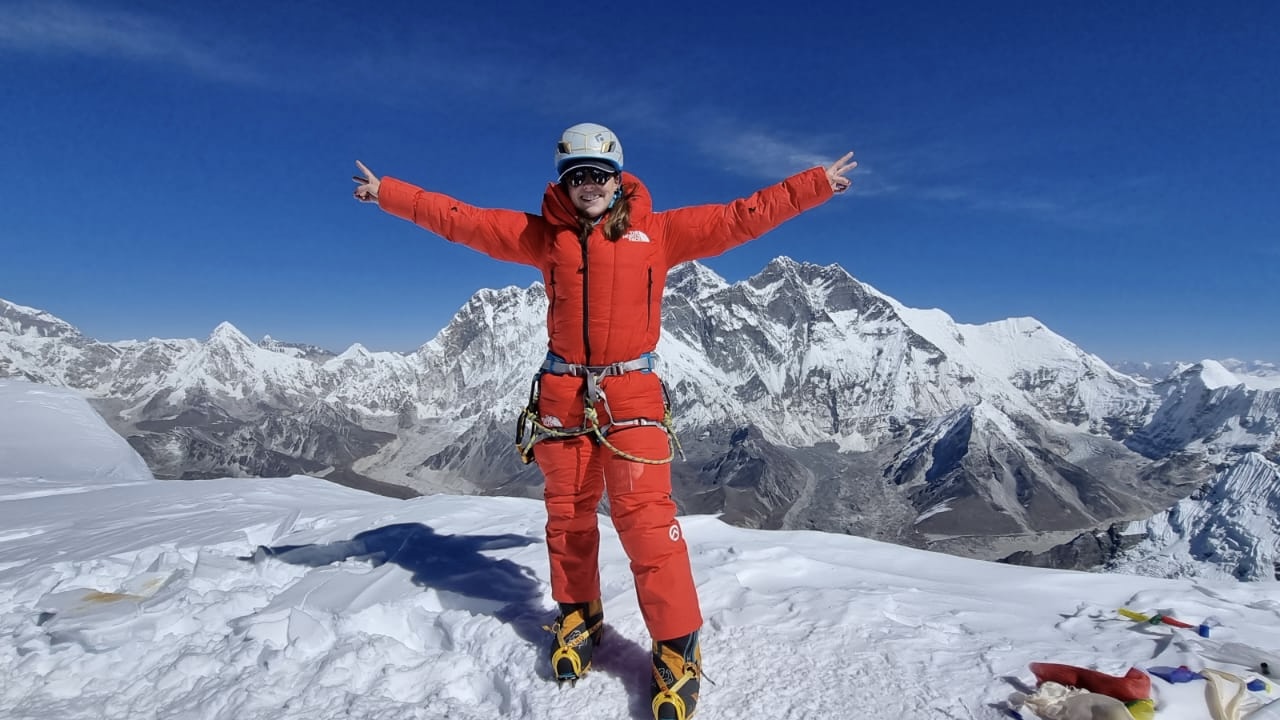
[826,152,857,194]
[352,160,381,202]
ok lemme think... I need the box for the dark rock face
[999,524,1143,571]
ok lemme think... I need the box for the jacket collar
[542,171,652,229]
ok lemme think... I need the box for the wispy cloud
[799,137,1154,227]
[902,178,1149,229]
[1,1,1127,232]
[637,112,888,198]
[674,122,1114,225]
[0,1,261,84]
[361,42,1152,230]
[695,125,833,177]
[917,183,1063,214]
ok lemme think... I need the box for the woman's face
[564,167,620,219]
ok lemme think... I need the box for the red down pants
[532,371,702,642]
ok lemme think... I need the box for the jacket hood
[542,171,653,229]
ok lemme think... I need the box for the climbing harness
[515,352,685,466]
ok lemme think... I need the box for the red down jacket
[377,166,834,368]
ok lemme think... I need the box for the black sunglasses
[565,168,616,187]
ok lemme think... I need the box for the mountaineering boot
[547,599,604,685]
[651,630,701,720]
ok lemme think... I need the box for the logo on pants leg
[668,523,681,542]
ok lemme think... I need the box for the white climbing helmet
[555,123,624,179]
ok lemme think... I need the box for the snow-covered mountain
[1127,360,1280,461]
[3,258,1277,572]
[1110,452,1280,581]
[259,334,338,362]
[1111,359,1280,389]
[0,298,82,339]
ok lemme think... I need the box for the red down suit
[378,166,833,640]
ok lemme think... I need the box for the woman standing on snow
[353,123,855,720]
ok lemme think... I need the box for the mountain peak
[335,343,372,361]
[0,297,82,339]
[666,261,728,299]
[1196,359,1242,390]
[751,256,855,289]
[208,322,252,347]
[754,255,803,281]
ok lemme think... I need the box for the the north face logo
[622,230,651,243]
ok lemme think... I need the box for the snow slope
[2,378,1280,719]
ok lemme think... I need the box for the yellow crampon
[651,672,698,720]
[543,602,604,685]
[655,655,706,717]
[549,642,588,680]
[651,634,704,720]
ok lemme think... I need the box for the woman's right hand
[352,160,380,202]
[825,152,856,194]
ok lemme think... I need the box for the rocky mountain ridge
[3,258,1277,572]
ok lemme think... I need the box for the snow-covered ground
[3,378,1280,719]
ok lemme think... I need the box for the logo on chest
[621,230,651,243]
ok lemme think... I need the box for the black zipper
[580,230,591,363]
[646,268,653,329]
[548,267,556,319]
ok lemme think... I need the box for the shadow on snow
[246,521,653,716]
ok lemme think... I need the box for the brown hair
[577,184,634,243]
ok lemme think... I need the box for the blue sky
[2,0,1276,364]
